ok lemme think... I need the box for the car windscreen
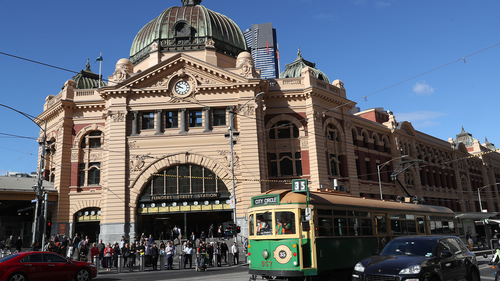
[0,254,20,262]
[380,239,436,257]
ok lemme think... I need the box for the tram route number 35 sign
[292,179,308,193]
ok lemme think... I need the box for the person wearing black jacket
[220,240,228,264]
[122,243,129,266]
[113,242,121,268]
[151,242,159,270]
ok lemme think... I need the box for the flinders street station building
[33,0,500,242]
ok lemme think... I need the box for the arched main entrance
[136,164,232,240]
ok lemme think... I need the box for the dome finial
[85,58,91,71]
[182,0,202,6]
[297,47,302,59]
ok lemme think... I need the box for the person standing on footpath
[220,240,228,264]
[231,242,239,265]
[97,239,105,268]
[166,241,175,270]
[122,243,129,267]
[104,243,114,271]
[113,242,121,268]
[183,243,193,269]
[5,235,13,253]
[15,236,22,253]
[151,242,159,271]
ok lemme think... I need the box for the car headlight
[89,264,96,267]
[399,264,421,274]
[354,262,365,272]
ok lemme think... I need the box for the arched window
[352,129,358,146]
[140,164,228,199]
[326,123,344,177]
[267,119,302,178]
[78,130,103,187]
[269,121,299,139]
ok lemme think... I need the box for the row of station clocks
[140,199,231,209]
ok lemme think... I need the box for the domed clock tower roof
[130,0,247,65]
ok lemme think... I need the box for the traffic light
[237,225,241,233]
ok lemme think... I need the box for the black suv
[352,235,480,281]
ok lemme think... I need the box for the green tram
[247,189,456,281]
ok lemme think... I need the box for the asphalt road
[91,253,500,281]
[93,264,250,281]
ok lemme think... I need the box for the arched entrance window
[137,164,232,241]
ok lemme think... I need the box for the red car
[0,251,97,281]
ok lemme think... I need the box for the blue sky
[0,0,498,175]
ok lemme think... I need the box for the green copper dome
[454,126,477,147]
[130,0,247,65]
[72,59,107,89]
[279,48,330,83]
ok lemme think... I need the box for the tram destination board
[292,179,308,193]
[252,194,280,207]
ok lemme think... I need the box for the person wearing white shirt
[183,243,193,268]
[231,242,239,265]
[166,241,176,269]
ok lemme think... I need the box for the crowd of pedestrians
[0,224,248,273]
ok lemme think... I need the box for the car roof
[392,235,459,240]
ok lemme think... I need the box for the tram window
[442,221,450,234]
[406,214,415,220]
[449,221,455,234]
[276,212,295,235]
[249,214,254,236]
[348,218,360,236]
[391,220,402,235]
[407,220,417,235]
[435,221,443,234]
[318,218,333,236]
[256,212,272,235]
[334,210,346,216]
[430,221,436,234]
[348,211,359,217]
[417,217,426,234]
[334,218,347,236]
[318,209,332,216]
[359,212,370,218]
[375,216,387,235]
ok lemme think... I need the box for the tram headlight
[293,261,298,266]
[399,264,421,274]
[262,250,269,259]
[354,262,365,272]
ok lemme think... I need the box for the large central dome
[130,0,247,65]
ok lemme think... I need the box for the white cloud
[375,1,391,7]
[412,81,435,95]
[396,111,447,128]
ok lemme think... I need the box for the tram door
[374,214,388,249]
[300,209,313,269]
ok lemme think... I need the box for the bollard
[160,255,165,271]
[93,256,99,275]
[117,255,122,273]
[140,255,145,272]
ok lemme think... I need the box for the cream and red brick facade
[35,1,500,242]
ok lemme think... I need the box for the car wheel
[8,273,27,281]
[74,269,90,281]
[468,270,480,281]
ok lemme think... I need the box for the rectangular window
[142,112,155,130]
[213,108,226,126]
[78,163,85,186]
[189,110,202,127]
[165,111,178,128]
[365,161,372,180]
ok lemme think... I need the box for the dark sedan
[0,251,97,281]
[352,235,480,281]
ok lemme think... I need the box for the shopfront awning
[455,212,500,220]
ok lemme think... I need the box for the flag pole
[98,53,102,88]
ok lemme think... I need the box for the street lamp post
[377,155,408,200]
[0,104,49,247]
[478,185,488,212]
[227,92,265,238]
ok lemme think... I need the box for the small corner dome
[115,58,134,73]
[332,79,344,89]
